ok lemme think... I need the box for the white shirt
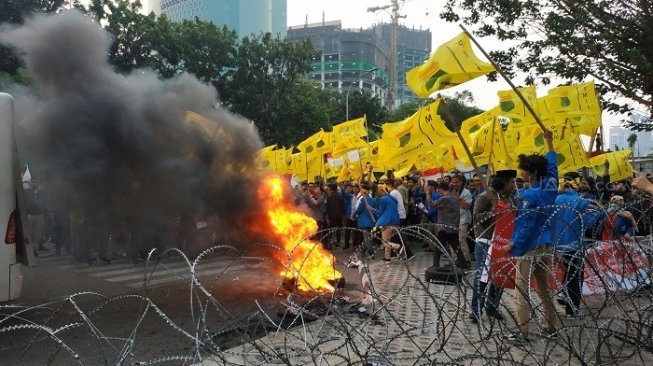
[459,188,473,225]
[390,189,406,220]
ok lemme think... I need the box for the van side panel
[0,92,23,302]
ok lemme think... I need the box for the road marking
[37,253,268,288]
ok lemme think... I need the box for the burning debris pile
[256,176,343,294]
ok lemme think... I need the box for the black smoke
[1,10,264,253]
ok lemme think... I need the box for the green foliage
[627,133,638,149]
[387,101,422,122]
[441,0,653,129]
[0,0,78,82]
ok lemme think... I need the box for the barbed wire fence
[1,196,652,365]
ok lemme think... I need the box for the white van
[0,92,34,302]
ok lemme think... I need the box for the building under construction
[286,20,431,108]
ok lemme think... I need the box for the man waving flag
[406,32,495,98]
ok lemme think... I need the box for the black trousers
[561,251,585,315]
[434,231,465,267]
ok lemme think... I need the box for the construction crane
[368,0,405,109]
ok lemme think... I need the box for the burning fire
[258,176,342,293]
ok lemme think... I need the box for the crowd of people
[289,130,653,343]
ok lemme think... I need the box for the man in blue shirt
[365,183,414,262]
[500,130,559,342]
[553,171,593,317]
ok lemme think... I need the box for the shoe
[486,308,504,321]
[506,333,530,345]
[468,312,479,324]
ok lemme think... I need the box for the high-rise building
[609,119,653,156]
[375,23,431,106]
[286,20,431,107]
[155,0,287,39]
[287,20,391,105]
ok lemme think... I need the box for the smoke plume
[1,10,264,254]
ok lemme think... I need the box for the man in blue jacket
[500,130,559,342]
[365,183,414,262]
[552,171,592,318]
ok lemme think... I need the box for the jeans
[470,239,503,316]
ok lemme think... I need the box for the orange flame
[258,176,342,293]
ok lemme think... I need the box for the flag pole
[438,97,489,192]
[459,24,548,133]
[584,128,599,179]
[487,117,497,176]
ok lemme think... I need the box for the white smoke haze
[1,9,265,251]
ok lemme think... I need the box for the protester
[633,173,653,195]
[387,179,407,226]
[552,171,592,317]
[469,170,516,323]
[365,183,414,262]
[342,183,356,249]
[500,130,559,343]
[325,182,345,249]
[451,174,473,264]
[304,183,327,245]
[601,195,638,240]
[421,180,439,251]
[428,182,469,269]
[353,183,376,256]
[395,178,410,226]
[24,177,47,255]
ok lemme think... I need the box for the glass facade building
[286,20,431,106]
[157,0,287,39]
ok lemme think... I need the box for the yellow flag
[496,85,539,127]
[358,140,384,172]
[460,107,500,163]
[406,32,495,98]
[273,147,288,175]
[590,150,633,182]
[512,123,589,174]
[539,81,601,136]
[379,99,456,165]
[297,129,332,155]
[329,117,368,157]
[256,145,277,171]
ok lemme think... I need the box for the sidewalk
[197,244,653,366]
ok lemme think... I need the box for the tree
[221,33,323,145]
[441,1,653,130]
[627,133,638,155]
[386,101,422,122]
[0,0,77,83]
[441,91,484,123]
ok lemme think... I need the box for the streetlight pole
[346,68,377,143]
[345,68,378,121]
